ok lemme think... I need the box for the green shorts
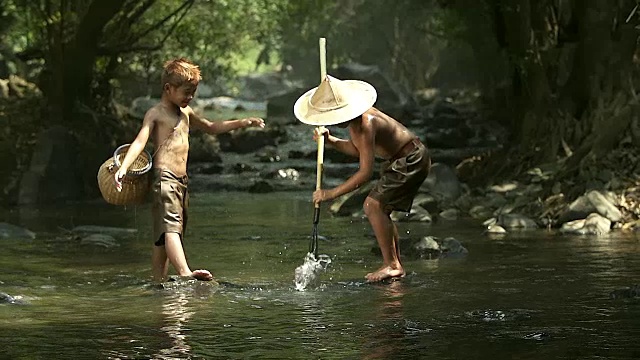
[369,139,430,212]
[152,169,189,246]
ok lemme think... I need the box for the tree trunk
[47,0,127,124]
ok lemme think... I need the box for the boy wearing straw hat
[115,58,265,282]
[294,75,430,282]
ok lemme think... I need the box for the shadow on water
[1,191,639,359]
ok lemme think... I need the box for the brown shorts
[369,139,430,212]
[152,169,189,246]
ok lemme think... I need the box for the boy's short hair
[161,58,202,87]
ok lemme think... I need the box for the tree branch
[128,0,195,45]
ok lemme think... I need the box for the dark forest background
[1,0,639,208]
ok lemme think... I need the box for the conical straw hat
[294,75,377,126]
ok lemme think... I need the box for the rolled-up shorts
[152,169,189,246]
[369,139,431,213]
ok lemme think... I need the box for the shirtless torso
[149,104,191,177]
[349,107,415,160]
[319,107,418,200]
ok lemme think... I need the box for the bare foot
[365,265,405,283]
[191,269,213,281]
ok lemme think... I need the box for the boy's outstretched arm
[189,109,264,134]
[114,110,155,191]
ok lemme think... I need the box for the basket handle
[114,144,153,175]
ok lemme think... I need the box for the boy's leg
[363,196,405,282]
[164,232,213,281]
[151,243,169,282]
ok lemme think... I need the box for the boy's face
[166,82,198,108]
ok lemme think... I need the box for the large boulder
[266,87,307,125]
[420,163,462,202]
[217,126,287,154]
[238,72,299,101]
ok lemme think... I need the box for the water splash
[294,252,331,291]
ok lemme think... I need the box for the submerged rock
[404,236,468,259]
[71,225,137,237]
[609,285,640,299]
[80,234,119,248]
[0,222,36,240]
[0,292,29,305]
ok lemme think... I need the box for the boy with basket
[115,58,265,282]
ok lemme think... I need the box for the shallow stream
[1,191,639,359]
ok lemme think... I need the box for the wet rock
[558,190,622,224]
[497,213,538,229]
[609,285,640,299]
[80,234,119,248]
[485,224,507,234]
[412,193,440,214]
[469,205,493,219]
[467,309,532,322]
[410,236,468,259]
[439,208,459,221]
[490,182,519,193]
[0,222,36,240]
[586,190,622,222]
[438,237,468,258]
[255,146,281,162]
[273,168,300,181]
[560,213,611,235]
[392,205,432,222]
[0,292,29,305]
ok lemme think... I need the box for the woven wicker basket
[97,144,152,205]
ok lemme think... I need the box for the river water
[1,191,639,359]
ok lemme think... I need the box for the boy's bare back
[147,103,192,177]
[350,107,416,160]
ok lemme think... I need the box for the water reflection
[154,290,193,359]
[151,280,217,359]
[296,290,331,352]
[362,281,408,360]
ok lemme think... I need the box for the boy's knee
[363,196,382,215]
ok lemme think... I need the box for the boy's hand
[244,117,265,128]
[313,189,333,204]
[114,168,126,192]
[313,126,329,142]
